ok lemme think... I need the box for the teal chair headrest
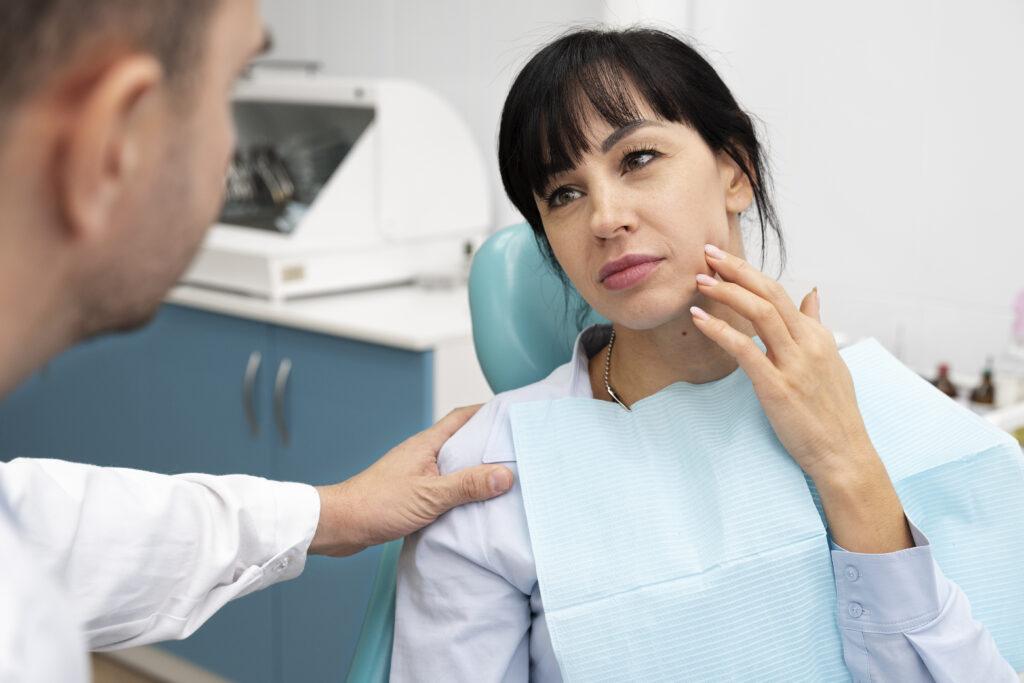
[468,223,608,394]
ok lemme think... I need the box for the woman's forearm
[812,447,914,554]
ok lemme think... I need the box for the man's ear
[717,149,754,215]
[55,55,163,243]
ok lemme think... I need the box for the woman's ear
[717,150,754,215]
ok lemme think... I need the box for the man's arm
[0,457,319,649]
[0,406,514,649]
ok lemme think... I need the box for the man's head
[0,0,268,337]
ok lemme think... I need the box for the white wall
[624,0,1024,379]
[261,0,1024,382]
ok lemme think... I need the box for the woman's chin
[595,299,697,332]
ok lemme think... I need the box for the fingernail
[696,273,717,287]
[690,305,710,321]
[704,244,727,260]
[489,469,512,494]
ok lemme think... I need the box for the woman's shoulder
[438,360,579,474]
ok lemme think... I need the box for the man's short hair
[0,0,218,125]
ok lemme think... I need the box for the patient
[390,28,1019,681]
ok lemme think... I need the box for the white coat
[0,458,320,681]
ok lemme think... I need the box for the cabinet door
[268,326,433,682]
[0,305,279,683]
[0,305,274,475]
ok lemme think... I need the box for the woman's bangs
[524,57,654,198]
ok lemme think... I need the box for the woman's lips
[599,255,665,291]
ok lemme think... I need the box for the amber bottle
[932,364,958,398]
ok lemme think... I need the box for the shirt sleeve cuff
[830,520,950,632]
[252,481,321,592]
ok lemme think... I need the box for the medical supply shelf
[0,284,490,682]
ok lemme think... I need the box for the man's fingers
[420,405,482,450]
[432,464,514,511]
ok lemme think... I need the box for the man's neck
[0,228,81,398]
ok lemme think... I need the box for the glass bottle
[970,365,996,407]
[932,363,958,398]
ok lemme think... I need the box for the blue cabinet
[0,307,274,475]
[269,326,431,682]
[0,304,433,682]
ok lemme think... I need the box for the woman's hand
[691,244,912,553]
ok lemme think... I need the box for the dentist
[0,1,513,679]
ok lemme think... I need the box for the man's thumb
[434,465,514,510]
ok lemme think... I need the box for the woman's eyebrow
[600,120,665,154]
[536,119,667,190]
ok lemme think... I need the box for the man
[0,1,513,679]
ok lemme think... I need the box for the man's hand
[309,405,514,557]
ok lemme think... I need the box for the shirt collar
[566,324,612,399]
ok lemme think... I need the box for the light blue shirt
[392,325,1016,681]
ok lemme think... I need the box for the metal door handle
[243,351,262,436]
[274,358,293,446]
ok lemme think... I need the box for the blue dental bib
[509,338,1024,681]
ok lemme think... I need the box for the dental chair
[344,223,606,681]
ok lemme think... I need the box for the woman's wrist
[810,448,914,554]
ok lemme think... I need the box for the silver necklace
[603,328,631,411]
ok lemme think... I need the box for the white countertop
[167,283,474,351]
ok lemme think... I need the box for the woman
[390,27,1020,681]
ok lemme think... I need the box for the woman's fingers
[800,287,821,323]
[703,244,813,341]
[689,304,782,390]
[695,273,799,359]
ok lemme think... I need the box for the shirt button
[275,557,291,572]
[848,602,864,619]
[844,566,859,582]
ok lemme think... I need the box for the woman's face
[535,106,754,330]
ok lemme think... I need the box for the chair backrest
[345,223,605,681]
[468,222,607,393]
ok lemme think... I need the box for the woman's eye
[546,186,582,208]
[622,149,659,172]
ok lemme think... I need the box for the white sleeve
[390,499,531,683]
[0,457,321,650]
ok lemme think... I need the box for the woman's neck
[588,299,756,406]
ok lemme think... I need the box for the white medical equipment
[183,71,491,301]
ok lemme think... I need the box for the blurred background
[262,0,1024,384]
[4,1,1018,680]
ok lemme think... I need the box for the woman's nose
[588,184,635,240]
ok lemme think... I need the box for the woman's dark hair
[498,27,783,277]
